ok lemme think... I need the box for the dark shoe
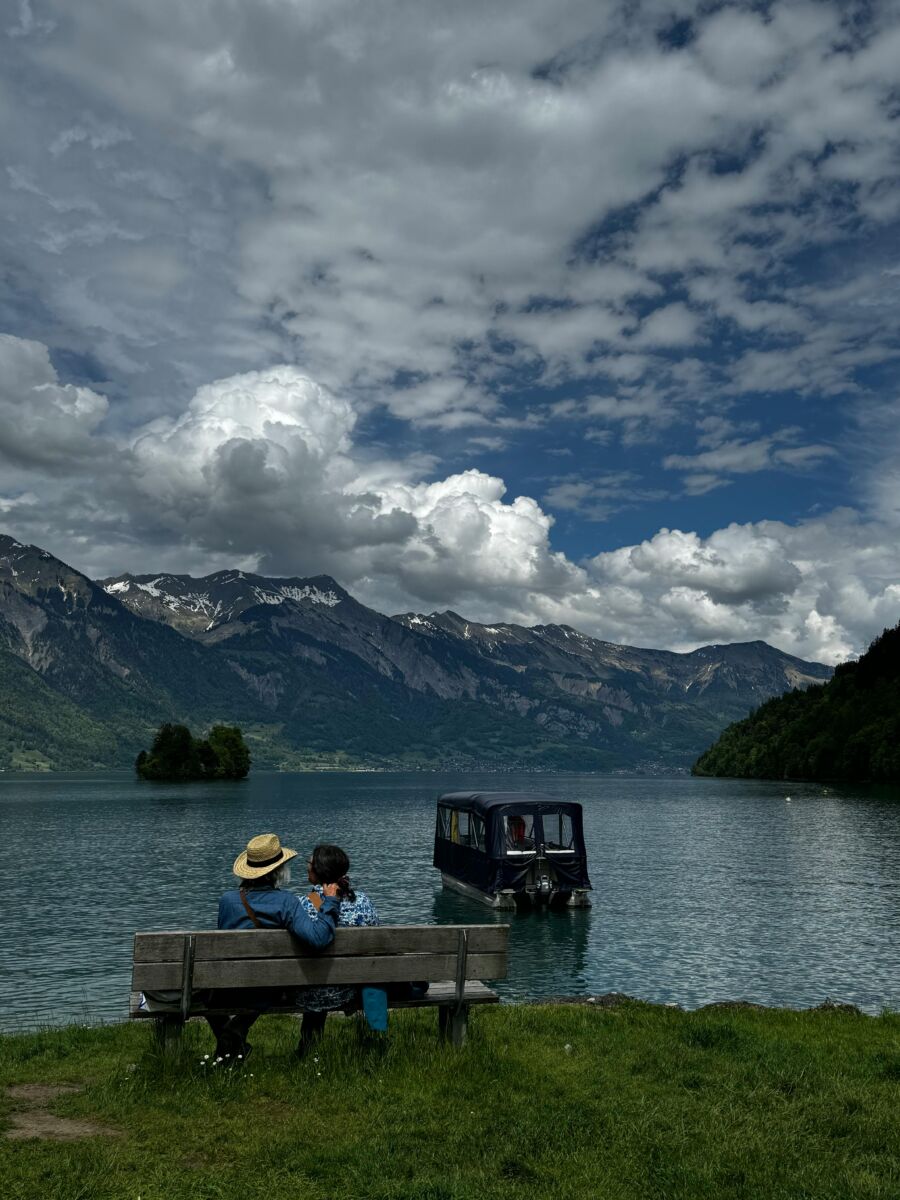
[295,1037,320,1061]
[295,1010,327,1059]
[360,1031,388,1054]
[214,1029,252,1067]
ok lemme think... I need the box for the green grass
[2,1003,899,1199]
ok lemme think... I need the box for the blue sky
[1,0,899,662]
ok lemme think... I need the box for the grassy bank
[2,1002,899,1199]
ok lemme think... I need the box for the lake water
[1,771,899,1030]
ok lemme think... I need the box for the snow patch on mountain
[403,614,436,630]
[250,584,341,608]
[101,574,342,629]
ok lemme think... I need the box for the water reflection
[431,890,591,998]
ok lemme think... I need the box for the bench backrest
[132,925,509,997]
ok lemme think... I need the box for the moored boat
[433,791,592,910]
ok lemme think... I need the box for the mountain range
[0,533,834,772]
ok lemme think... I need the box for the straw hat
[233,832,297,880]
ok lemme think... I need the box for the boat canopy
[433,791,591,896]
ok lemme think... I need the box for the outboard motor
[535,844,553,903]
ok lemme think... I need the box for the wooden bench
[130,923,508,1051]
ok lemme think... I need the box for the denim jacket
[218,886,340,947]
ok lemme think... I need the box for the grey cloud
[664,431,836,479]
[629,303,702,349]
[7,0,55,39]
[0,333,110,467]
[3,0,893,441]
[544,472,664,522]
[682,473,727,496]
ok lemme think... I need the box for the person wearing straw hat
[207,833,341,1062]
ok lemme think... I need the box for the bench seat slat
[129,980,499,1018]
[387,981,498,1007]
[133,950,507,992]
[133,925,508,963]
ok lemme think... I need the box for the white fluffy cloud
[2,335,898,665]
[0,344,580,608]
[369,470,583,605]
[123,368,585,607]
[579,517,900,663]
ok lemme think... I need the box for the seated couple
[209,832,380,1063]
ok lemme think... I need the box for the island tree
[136,722,251,781]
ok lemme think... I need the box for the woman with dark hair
[295,843,379,1055]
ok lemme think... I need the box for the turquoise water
[1,771,898,1029]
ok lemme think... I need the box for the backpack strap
[240,889,264,928]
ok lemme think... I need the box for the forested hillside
[693,624,900,782]
[0,649,118,771]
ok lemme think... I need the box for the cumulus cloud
[592,526,804,608]
[0,343,582,612]
[578,516,900,664]
[125,366,419,569]
[1,335,897,666]
[0,333,109,467]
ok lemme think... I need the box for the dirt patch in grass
[5,1084,84,1103]
[5,1111,121,1141]
[3,1082,121,1142]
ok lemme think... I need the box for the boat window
[504,813,535,853]
[544,811,575,851]
[451,809,471,845]
[472,814,486,852]
[436,806,452,840]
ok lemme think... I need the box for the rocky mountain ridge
[1,534,834,771]
[101,570,343,635]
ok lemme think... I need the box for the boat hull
[440,872,591,910]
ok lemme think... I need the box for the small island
[135,722,251,781]
[693,622,900,782]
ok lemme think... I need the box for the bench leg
[154,1015,184,1057]
[438,1004,469,1048]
